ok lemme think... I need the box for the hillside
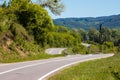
[53,14,120,30]
[0,0,82,62]
[0,0,54,62]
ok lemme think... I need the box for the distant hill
[53,14,120,30]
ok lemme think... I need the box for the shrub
[71,45,87,54]
[102,42,116,53]
[89,44,99,54]
[46,32,81,48]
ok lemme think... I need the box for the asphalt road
[45,43,90,55]
[45,48,66,54]
[0,54,114,80]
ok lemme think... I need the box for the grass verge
[0,53,66,63]
[48,53,120,80]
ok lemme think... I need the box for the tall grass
[0,53,65,63]
[48,54,120,80]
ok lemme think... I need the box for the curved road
[0,54,113,80]
[45,48,66,54]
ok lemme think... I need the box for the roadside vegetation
[63,27,120,54]
[0,0,82,63]
[48,53,120,80]
[0,53,65,63]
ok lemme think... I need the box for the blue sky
[44,0,120,19]
[0,0,120,19]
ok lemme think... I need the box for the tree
[111,29,120,46]
[38,0,64,15]
[70,28,81,46]
[78,28,87,42]
[99,27,112,44]
[1,1,6,8]
[7,0,54,29]
[103,27,112,42]
[4,0,54,47]
[88,27,99,42]
[55,26,69,33]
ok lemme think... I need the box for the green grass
[48,53,120,80]
[0,53,66,63]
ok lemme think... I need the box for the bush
[89,44,99,54]
[117,45,120,52]
[102,42,117,53]
[64,45,88,54]
[47,32,81,48]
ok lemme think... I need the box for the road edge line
[38,54,114,80]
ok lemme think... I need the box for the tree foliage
[0,0,55,48]
[47,32,73,47]
[88,27,99,42]
[0,0,82,51]
[38,0,64,15]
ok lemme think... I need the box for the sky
[0,0,120,19]
[44,0,120,19]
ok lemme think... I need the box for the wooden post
[99,24,102,52]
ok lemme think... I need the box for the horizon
[51,13,120,19]
[53,14,120,19]
[47,0,120,19]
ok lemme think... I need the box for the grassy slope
[48,54,120,80]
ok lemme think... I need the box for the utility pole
[99,24,102,44]
[99,24,103,52]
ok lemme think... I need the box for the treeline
[78,27,120,46]
[71,27,120,53]
[54,14,120,30]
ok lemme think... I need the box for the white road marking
[0,55,88,75]
[38,54,114,80]
[0,54,114,80]
[38,59,92,80]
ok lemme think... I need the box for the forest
[54,14,120,30]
